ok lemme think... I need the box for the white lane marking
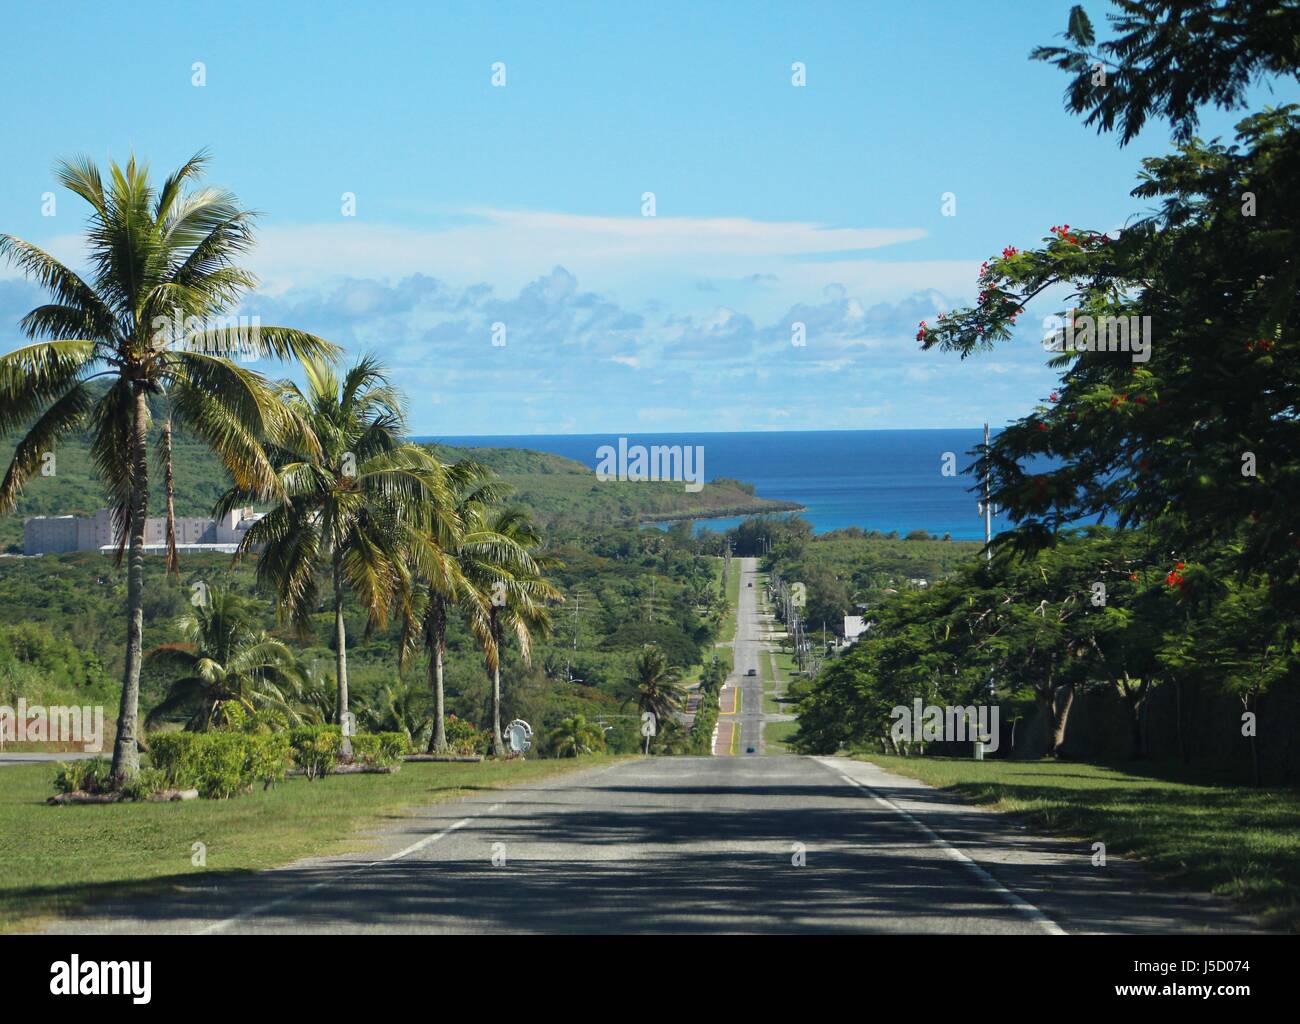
[384,817,471,862]
[198,809,489,934]
[824,762,1066,936]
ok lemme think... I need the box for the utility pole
[976,422,997,758]
[565,588,584,683]
[979,421,994,562]
[573,590,581,651]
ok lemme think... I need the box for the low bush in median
[350,732,406,769]
[50,726,413,801]
[443,716,490,756]
[150,731,289,798]
[288,725,342,780]
[52,757,113,796]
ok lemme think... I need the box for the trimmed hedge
[288,725,342,780]
[149,731,289,798]
[351,732,407,768]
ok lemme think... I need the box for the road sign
[505,719,533,753]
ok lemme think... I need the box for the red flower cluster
[1050,224,1081,245]
[1049,391,1059,403]
[1002,246,1019,259]
[916,320,928,344]
[1246,338,1274,353]
[1165,562,1187,591]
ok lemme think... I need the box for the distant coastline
[639,500,805,526]
[429,429,1010,540]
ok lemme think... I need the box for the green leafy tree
[0,151,334,779]
[546,713,605,757]
[144,588,303,732]
[399,460,522,753]
[464,507,561,756]
[1032,1,1300,144]
[358,678,432,752]
[222,355,452,756]
[622,647,686,754]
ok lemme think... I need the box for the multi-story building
[23,507,262,556]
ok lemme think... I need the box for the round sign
[505,719,533,753]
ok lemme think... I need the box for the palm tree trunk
[427,600,448,754]
[111,386,149,782]
[162,417,179,578]
[491,660,504,756]
[333,561,353,758]
[489,612,505,756]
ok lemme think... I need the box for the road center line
[198,811,484,934]
[823,761,1066,936]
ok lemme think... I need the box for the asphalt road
[713,556,767,756]
[734,557,764,755]
[40,753,1254,934]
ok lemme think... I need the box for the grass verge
[858,753,1300,931]
[0,755,616,933]
[763,720,799,754]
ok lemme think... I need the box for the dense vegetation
[0,427,798,553]
[0,153,743,789]
[790,1,1300,788]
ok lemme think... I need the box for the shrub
[53,757,112,795]
[149,733,199,788]
[289,725,342,780]
[190,731,258,799]
[120,767,171,801]
[688,690,720,755]
[443,716,489,756]
[249,732,290,789]
[149,730,289,797]
[351,732,406,768]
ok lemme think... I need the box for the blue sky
[0,1,1289,434]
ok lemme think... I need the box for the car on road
[745,668,756,676]
[746,746,755,753]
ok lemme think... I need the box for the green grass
[762,651,788,714]
[763,720,799,753]
[715,558,742,674]
[0,755,617,933]
[858,753,1300,931]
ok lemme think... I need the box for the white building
[24,507,262,556]
[843,615,871,644]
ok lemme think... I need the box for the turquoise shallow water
[421,429,1015,540]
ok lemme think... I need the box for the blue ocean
[422,429,1014,541]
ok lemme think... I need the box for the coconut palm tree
[221,355,454,756]
[144,588,304,731]
[357,678,431,752]
[398,460,514,754]
[546,714,606,757]
[0,151,335,780]
[623,648,687,754]
[467,508,561,756]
